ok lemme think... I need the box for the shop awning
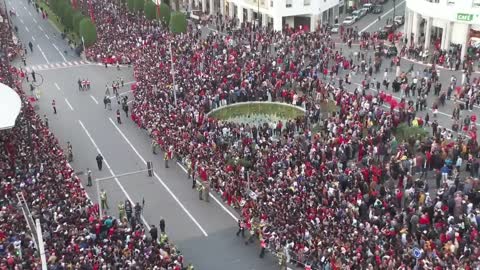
[0,82,21,130]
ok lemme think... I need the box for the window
[447,0,455,5]
[304,0,311,6]
[473,0,480,7]
[286,0,292,8]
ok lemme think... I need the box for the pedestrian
[22,56,26,66]
[100,189,109,210]
[87,168,92,186]
[150,225,158,242]
[116,109,121,124]
[52,100,56,114]
[236,218,245,237]
[125,200,132,221]
[123,103,129,117]
[197,183,204,200]
[107,98,112,110]
[134,202,142,221]
[159,218,166,233]
[28,41,33,52]
[121,77,124,87]
[203,180,210,202]
[103,96,108,109]
[44,114,48,128]
[31,70,36,82]
[96,153,103,170]
[259,236,266,258]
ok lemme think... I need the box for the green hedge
[79,18,97,47]
[158,3,171,24]
[169,11,187,34]
[60,3,74,30]
[144,1,157,20]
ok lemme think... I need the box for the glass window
[304,0,311,6]
[286,0,292,8]
[473,0,480,7]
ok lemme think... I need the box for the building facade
[404,0,480,59]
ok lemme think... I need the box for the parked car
[343,16,356,26]
[360,8,369,16]
[331,23,340,33]
[351,10,365,20]
[363,3,373,12]
[372,5,383,14]
[394,15,405,26]
[384,24,397,32]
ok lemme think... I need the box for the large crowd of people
[82,1,480,269]
[0,9,187,270]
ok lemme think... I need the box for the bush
[79,18,97,47]
[127,0,135,11]
[158,3,170,24]
[169,11,187,34]
[133,0,145,12]
[144,1,157,20]
[72,11,84,34]
[393,123,429,143]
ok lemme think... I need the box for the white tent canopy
[0,82,21,130]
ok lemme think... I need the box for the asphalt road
[6,0,477,269]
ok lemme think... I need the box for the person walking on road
[44,115,48,128]
[116,109,122,124]
[52,100,57,114]
[118,201,126,221]
[150,225,158,242]
[134,202,142,221]
[100,189,109,210]
[86,168,92,186]
[122,103,129,118]
[28,41,33,52]
[125,200,132,221]
[103,96,108,109]
[31,70,36,82]
[236,217,245,237]
[96,154,103,170]
[159,218,166,233]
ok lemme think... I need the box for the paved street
[7,1,283,269]
[6,0,479,269]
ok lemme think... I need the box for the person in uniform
[152,139,158,154]
[150,225,158,242]
[125,200,132,221]
[86,168,92,186]
[100,189,108,210]
[278,252,287,270]
[197,183,204,200]
[96,154,103,171]
[118,201,125,221]
[203,180,210,202]
[159,218,166,233]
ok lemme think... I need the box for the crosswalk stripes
[24,60,91,72]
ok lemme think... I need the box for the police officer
[125,200,133,221]
[159,231,168,244]
[151,139,158,154]
[203,180,210,202]
[134,202,142,221]
[197,183,204,200]
[100,189,108,210]
[118,201,125,221]
[86,168,92,186]
[278,252,287,270]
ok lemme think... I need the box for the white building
[185,0,343,31]
[404,0,480,59]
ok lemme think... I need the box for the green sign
[457,13,473,22]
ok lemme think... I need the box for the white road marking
[177,163,239,222]
[42,64,49,69]
[52,44,67,62]
[78,120,151,231]
[55,63,61,67]
[64,98,74,111]
[67,62,73,66]
[23,6,27,10]
[73,61,79,65]
[61,62,67,67]
[45,34,50,40]
[108,117,209,237]
[25,26,29,32]
[360,0,406,33]
[38,26,44,31]
[28,11,32,16]
[54,82,60,91]
[31,36,35,41]
[37,45,50,64]
[90,95,99,104]
[19,18,24,24]
[32,18,37,23]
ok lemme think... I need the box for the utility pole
[169,41,177,106]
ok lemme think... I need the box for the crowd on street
[81,1,480,269]
[0,10,187,270]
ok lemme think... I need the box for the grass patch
[209,103,305,121]
[36,0,81,46]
